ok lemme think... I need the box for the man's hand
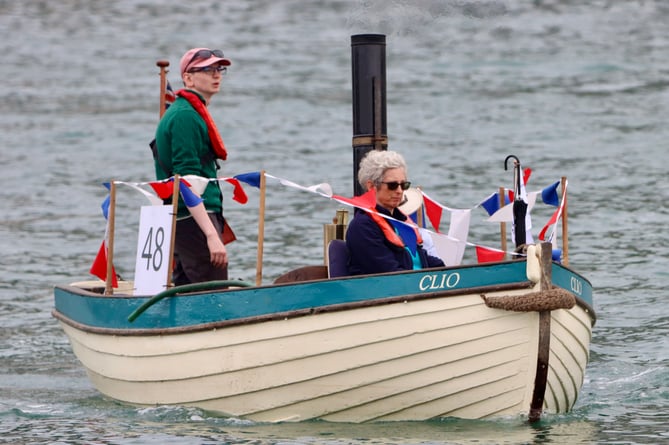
[187,201,229,269]
[206,233,228,268]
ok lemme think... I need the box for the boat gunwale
[53,281,532,336]
[52,279,595,337]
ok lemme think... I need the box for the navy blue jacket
[346,205,445,276]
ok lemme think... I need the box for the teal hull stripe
[54,261,592,331]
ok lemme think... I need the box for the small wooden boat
[53,242,593,423]
[52,34,595,423]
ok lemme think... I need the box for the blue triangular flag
[234,171,262,188]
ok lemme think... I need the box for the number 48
[141,226,165,271]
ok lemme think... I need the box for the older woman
[346,150,445,275]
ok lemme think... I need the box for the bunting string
[92,171,566,281]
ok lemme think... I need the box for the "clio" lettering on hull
[419,272,461,291]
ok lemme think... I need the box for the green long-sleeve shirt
[154,90,223,218]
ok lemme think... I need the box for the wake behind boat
[52,35,595,423]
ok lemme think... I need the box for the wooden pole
[255,171,266,286]
[166,174,180,288]
[561,176,569,266]
[104,181,117,295]
[499,186,507,259]
[157,60,169,118]
[156,59,177,288]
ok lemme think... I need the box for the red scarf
[176,89,228,161]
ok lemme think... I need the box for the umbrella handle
[504,154,523,199]
[504,154,520,171]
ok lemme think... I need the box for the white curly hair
[357,150,407,188]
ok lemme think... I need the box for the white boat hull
[59,285,592,422]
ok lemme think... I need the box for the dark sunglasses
[380,181,411,191]
[186,49,225,69]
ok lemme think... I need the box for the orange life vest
[366,208,423,248]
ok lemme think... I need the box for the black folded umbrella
[505,155,527,250]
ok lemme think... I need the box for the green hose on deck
[127,280,254,322]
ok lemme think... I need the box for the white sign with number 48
[133,205,174,295]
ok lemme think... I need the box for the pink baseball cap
[180,47,232,76]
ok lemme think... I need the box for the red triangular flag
[523,167,532,185]
[422,194,444,233]
[223,178,249,204]
[149,180,174,199]
[475,245,506,263]
[90,240,118,287]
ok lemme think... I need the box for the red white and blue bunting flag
[164,80,176,109]
[261,173,564,263]
[178,180,203,207]
[419,190,470,233]
[262,176,488,264]
[475,245,506,263]
[113,175,254,207]
[100,182,112,219]
[330,189,376,209]
[481,180,565,249]
[148,180,174,200]
[89,182,118,287]
[89,175,254,281]
[94,172,565,265]
[415,191,472,265]
[264,173,334,198]
[233,171,262,188]
[479,191,512,218]
[541,181,560,207]
[422,192,445,233]
[482,181,560,221]
[538,179,568,242]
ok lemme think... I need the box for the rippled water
[2,1,669,443]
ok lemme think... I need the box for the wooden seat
[273,265,328,284]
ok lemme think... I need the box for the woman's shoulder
[349,208,373,226]
[347,210,382,241]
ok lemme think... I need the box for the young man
[154,47,232,285]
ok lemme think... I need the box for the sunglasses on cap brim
[186,49,226,70]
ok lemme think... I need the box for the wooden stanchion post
[415,187,424,229]
[561,176,569,266]
[499,186,507,259]
[166,174,180,288]
[255,171,266,286]
[104,181,117,296]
